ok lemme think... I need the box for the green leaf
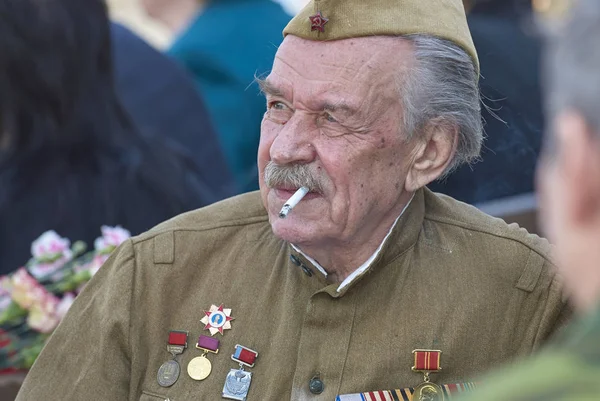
[0,302,28,325]
[71,241,88,256]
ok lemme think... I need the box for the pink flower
[90,254,109,276]
[29,231,73,280]
[94,226,130,254]
[0,277,11,313]
[27,292,61,333]
[55,293,75,320]
[28,261,69,281]
[11,268,44,309]
[0,276,11,295]
[0,297,10,314]
[31,231,71,261]
[27,292,75,333]
[73,254,108,281]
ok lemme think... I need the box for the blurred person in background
[107,0,172,49]
[458,0,600,399]
[0,0,226,275]
[141,0,291,193]
[111,22,235,199]
[429,0,544,205]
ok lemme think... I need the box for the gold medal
[414,381,444,401]
[412,349,445,401]
[187,355,212,381]
[187,335,220,381]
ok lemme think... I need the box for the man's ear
[556,112,600,225]
[404,120,459,192]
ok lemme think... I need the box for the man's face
[538,112,600,310]
[258,35,417,247]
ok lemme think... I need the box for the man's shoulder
[458,350,600,401]
[421,189,559,292]
[423,189,551,260]
[132,191,269,244]
[459,308,600,400]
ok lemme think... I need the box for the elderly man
[16,0,570,400]
[459,1,600,399]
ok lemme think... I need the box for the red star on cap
[309,11,329,33]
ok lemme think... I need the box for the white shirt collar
[292,195,414,293]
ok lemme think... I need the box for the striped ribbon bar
[335,382,477,401]
[412,349,441,372]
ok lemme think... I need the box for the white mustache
[263,162,324,194]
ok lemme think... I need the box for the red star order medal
[309,11,329,33]
[201,304,234,336]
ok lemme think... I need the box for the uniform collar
[289,188,425,296]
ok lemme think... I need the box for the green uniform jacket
[457,306,600,401]
[16,189,571,400]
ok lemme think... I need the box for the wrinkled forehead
[268,35,413,101]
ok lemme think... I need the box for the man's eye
[324,112,337,123]
[270,101,287,110]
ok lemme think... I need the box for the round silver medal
[157,359,180,387]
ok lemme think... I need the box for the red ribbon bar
[232,344,258,367]
[168,331,188,346]
[238,349,256,365]
[413,349,441,371]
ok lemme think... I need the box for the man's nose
[269,114,317,165]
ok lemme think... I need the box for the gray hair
[401,34,482,176]
[263,161,325,193]
[545,0,600,134]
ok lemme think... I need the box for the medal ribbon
[231,344,258,367]
[196,335,220,353]
[412,349,441,372]
[168,330,188,346]
[335,382,477,401]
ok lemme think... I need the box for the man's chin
[269,216,312,245]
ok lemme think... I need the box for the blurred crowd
[0,0,564,274]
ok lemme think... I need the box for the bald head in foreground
[17,0,570,400]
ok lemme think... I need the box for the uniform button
[301,265,313,277]
[309,375,324,394]
[290,254,302,266]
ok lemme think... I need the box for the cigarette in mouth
[279,187,309,219]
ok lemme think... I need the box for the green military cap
[283,0,479,73]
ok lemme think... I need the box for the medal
[412,349,444,401]
[201,304,234,336]
[157,330,188,387]
[222,344,258,401]
[187,335,220,381]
